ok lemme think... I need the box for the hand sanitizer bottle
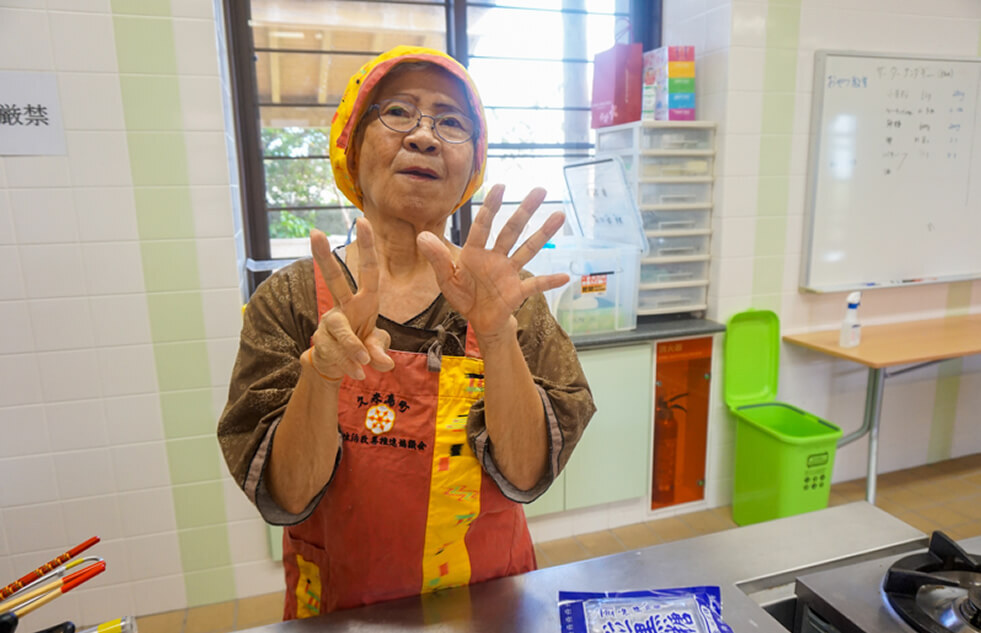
[839,291,862,348]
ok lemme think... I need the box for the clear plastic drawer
[646,234,711,258]
[595,128,635,152]
[638,284,708,312]
[597,126,714,152]
[637,181,712,206]
[640,259,710,284]
[640,127,713,150]
[635,156,712,178]
[641,208,711,232]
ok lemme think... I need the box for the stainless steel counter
[239,502,926,632]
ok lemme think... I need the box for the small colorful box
[643,46,696,121]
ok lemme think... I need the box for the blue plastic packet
[557,586,734,633]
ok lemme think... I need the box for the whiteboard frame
[800,50,981,294]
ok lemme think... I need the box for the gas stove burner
[884,531,981,633]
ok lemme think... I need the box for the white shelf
[597,121,716,317]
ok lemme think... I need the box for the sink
[761,596,797,631]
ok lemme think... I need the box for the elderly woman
[218,46,595,617]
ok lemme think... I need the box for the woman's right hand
[306,218,395,381]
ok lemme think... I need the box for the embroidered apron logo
[365,403,396,434]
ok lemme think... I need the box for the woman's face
[354,66,476,228]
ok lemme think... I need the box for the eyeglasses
[368,99,475,144]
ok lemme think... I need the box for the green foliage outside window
[262,127,359,240]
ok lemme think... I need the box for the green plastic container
[725,310,843,526]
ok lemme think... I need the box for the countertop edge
[571,317,726,350]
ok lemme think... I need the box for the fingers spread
[316,309,370,379]
[492,187,547,256]
[354,218,380,295]
[366,328,395,373]
[521,272,570,298]
[310,228,354,305]
[466,184,505,250]
[417,231,456,289]
[511,210,566,270]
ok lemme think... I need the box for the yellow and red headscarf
[329,46,487,212]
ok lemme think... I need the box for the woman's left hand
[417,184,569,342]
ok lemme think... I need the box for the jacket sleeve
[216,260,337,525]
[467,288,596,503]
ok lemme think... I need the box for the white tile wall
[185,131,230,185]
[54,448,117,499]
[0,301,34,354]
[171,0,215,19]
[0,354,43,407]
[89,294,152,347]
[0,456,59,506]
[0,3,256,621]
[78,584,137,629]
[58,73,127,131]
[3,156,72,188]
[62,494,123,544]
[97,345,158,397]
[19,244,87,298]
[117,488,178,537]
[74,188,139,243]
[179,76,225,130]
[46,399,108,451]
[131,574,187,615]
[9,188,79,244]
[103,394,164,445]
[110,442,170,492]
[48,11,118,73]
[0,246,26,299]
[232,560,284,599]
[190,186,235,237]
[207,338,239,388]
[0,405,48,458]
[37,349,103,402]
[67,132,133,187]
[28,297,96,351]
[201,288,244,340]
[0,192,13,244]
[173,18,220,77]
[82,242,146,295]
[227,518,271,565]
[0,8,54,71]
[46,0,110,11]
[196,237,240,289]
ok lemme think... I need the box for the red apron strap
[464,324,481,360]
[313,262,335,317]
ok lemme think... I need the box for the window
[223,0,660,292]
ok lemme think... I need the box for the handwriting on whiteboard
[826,64,969,176]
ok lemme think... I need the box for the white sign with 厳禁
[0,71,66,156]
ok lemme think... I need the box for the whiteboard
[801,51,981,293]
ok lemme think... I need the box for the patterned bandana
[328,45,487,212]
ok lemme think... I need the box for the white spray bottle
[839,291,862,348]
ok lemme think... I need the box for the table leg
[864,367,886,503]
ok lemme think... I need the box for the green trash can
[724,310,843,526]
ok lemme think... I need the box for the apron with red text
[281,272,537,618]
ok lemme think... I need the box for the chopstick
[1,561,105,620]
[0,538,100,600]
[0,561,104,615]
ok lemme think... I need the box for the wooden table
[783,314,981,503]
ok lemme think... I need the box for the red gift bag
[590,42,643,128]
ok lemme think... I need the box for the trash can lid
[724,309,780,409]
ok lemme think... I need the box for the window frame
[222,0,660,293]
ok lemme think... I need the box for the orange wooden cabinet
[651,336,711,510]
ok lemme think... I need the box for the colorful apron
[281,273,537,618]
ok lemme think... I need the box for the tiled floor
[136,453,981,633]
